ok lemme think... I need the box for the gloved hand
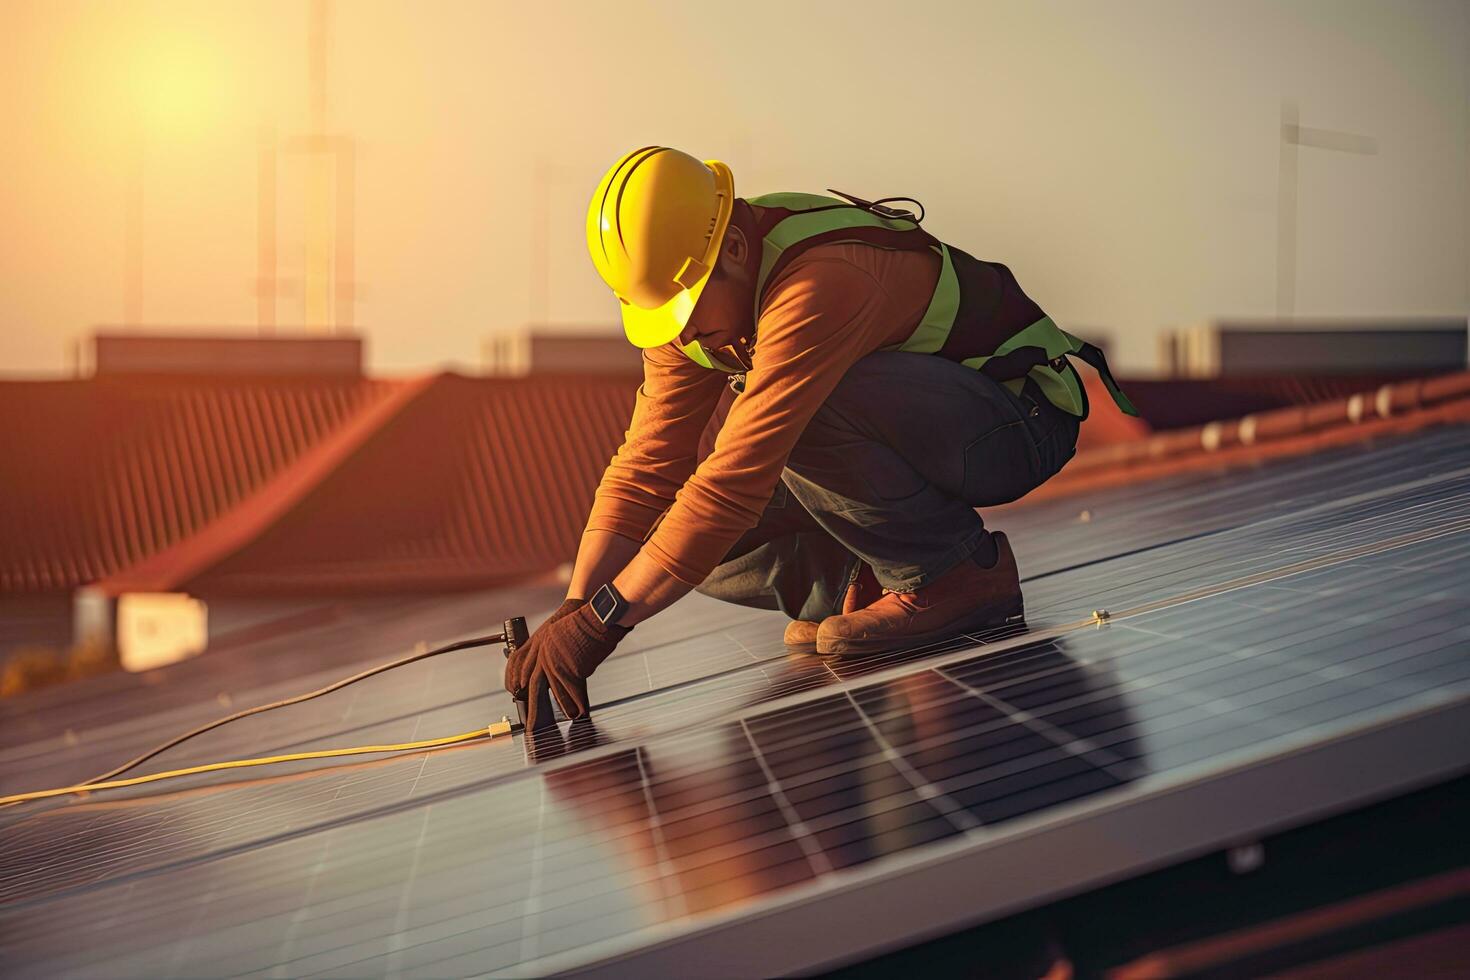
[504,602,629,729]
[544,597,587,627]
[503,597,583,703]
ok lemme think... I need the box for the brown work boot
[816,533,1023,658]
[784,563,882,654]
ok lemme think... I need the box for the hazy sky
[2,0,1465,376]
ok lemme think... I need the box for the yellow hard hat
[586,146,735,349]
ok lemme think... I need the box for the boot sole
[817,602,1025,658]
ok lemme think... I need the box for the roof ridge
[1025,371,1470,503]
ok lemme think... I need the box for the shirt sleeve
[583,342,728,543]
[639,255,901,584]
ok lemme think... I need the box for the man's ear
[722,223,748,265]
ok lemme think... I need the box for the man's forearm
[569,529,695,627]
[567,529,642,601]
[612,548,695,626]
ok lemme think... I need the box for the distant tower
[304,0,333,332]
[256,125,277,333]
[124,131,144,327]
[258,0,357,335]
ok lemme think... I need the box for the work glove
[503,597,583,705]
[543,597,587,628]
[504,602,629,730]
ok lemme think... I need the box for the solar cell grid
[1,428,1467,977]
[1008,426,1470,576]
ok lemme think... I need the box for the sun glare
[127,32,222,137]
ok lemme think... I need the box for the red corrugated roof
[177,373,639,595]
[2,372,637,596]
[0,375,399,593]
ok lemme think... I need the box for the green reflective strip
[961,315,1087,417]
[893,244,958,354]
[680,338,716,369]
[992,315,1075,360]
[1102,377,1137,416]
[961,353,1087,417]
[975,319,1137,417]
[755,204,928,301]
[1089,359,1137,416]
[679,338,743,374]
[1030,365,1086,416]
[993,316,1086,416]
[1051,327,1139,416]
[1063,329,1139,416]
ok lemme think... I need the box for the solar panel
[1,427,1467,976]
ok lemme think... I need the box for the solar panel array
[2,426,1467,977]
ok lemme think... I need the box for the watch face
[591,586,618,624]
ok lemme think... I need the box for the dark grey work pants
[696,351,1080,622]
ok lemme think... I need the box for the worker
[506,146,1135,728]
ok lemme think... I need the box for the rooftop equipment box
[1167,319,1466,377]
[93,332,363,376]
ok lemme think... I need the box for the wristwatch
[589,582,629,628]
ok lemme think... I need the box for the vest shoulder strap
[748,195,938,310]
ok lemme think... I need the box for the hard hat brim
[620,275,707,349]
[618,158,735,350]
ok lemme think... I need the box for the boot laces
[876,586,929,612]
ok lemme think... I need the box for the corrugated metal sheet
[185,374,639,594]
[0,376,398,593]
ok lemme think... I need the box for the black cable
[870,196,926,224]
[825,189,926,224]
[82,632,509,786]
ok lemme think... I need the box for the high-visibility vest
[683,192,1136,419]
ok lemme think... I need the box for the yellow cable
[82,631,510,787]
[0,727,493,807]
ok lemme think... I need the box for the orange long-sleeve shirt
[585,239,942,586]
